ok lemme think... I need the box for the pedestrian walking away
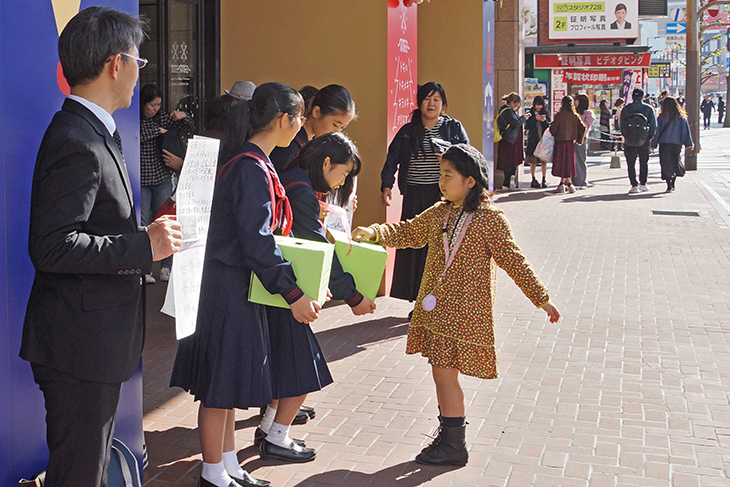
[524,95,550,188]
[381,82,469,308]
[496,92,526,191]
[599,99,611,150]
[652,96,694,193]
[549,96,586,193]
[354,144,560,468]
[701,94,714,130]
[718,95,725,125]
[621,88,656,193]
[573,94,595,189]
[21,8,182,487]
[170,83,314,487]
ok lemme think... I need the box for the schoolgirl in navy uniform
[170,83,320,487]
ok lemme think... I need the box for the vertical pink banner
[384,0,417,293]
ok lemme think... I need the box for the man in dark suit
[20,7,182,487]
[610,3,632,29]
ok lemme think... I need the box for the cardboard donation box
[328,229,388,301]
[249,236,334,309]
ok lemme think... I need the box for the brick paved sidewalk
[141,153,730,487]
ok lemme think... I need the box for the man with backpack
[620,88,657,193]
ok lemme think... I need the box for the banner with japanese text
[535,53,651,68]
[549,0,639,40]
[563,69,623,84]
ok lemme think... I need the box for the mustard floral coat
[372,201,550,379]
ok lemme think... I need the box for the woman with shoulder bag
[496,93,526,191]
[525,95,550,188]
[549,96,586,194]
[651,97,694,193]
[380,82,469,310]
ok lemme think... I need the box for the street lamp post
[686,0,700,170]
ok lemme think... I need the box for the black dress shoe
[253,427,306,448]
[231,470,272,487]
[259,439,316,463]
[299,405,316,419]
[291,409,309,425]
[199,477,244,487]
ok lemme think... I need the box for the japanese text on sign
[534,53,651,68]
[549,0,638,40]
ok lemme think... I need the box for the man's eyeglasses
[119,52,148,69]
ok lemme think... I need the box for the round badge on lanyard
[421,207,472,312]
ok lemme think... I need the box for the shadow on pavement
[287,461,460,487]
[560,191,666,203]
[316,316,410,363]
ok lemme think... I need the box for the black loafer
[259,439,316,463]
[253,427,306,448]
[291,409,309,425]
[231,470,271,487]
[199,477,244,487]
[299,405,316,419]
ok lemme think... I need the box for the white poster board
[549,0,639,40]
[161,138,220,340]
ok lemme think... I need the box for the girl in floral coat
[353,144,560,467]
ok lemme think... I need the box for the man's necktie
[112,129,125,161]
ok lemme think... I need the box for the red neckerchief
[217,151,293,236]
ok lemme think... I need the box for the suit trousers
[623,143,650,187]
[32,362,122,487]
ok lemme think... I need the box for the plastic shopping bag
[534,127,554,164]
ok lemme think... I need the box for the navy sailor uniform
[170,142,304,409]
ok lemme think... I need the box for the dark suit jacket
[610,20,632,29]
[21,98,153,384]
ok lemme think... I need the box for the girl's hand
[687,146,695,152]
[351,195,358,212]
[159,127,168,134]
[171,110,187,120]
[163,150,184,171]
[319,206,329,221]
[291,295,321,324]
[543,302,560,323]
[352,226,376,242]
[352,296,377,316]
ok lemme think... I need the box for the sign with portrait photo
[549,0,639,40]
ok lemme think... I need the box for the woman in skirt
[651,97,694,193]
[550,96,587,194]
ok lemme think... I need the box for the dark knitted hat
[441,144,490,190]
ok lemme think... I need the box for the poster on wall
[549,0,639,40]
[524,0,538,47]
[483,0,495,192]
[524,78,548,111]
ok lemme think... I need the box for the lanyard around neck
[439,206,473,281]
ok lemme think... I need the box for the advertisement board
[524,0,538,47]
[535,53,651,68]
[524,78,548,111]
[563,69,623,84]
[549,0,639,40]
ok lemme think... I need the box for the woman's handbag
[534,127,554,163]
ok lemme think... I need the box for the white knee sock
[201,460,232,487]
[259,406,277,434]
[265,421,293,448]
[222,450,245,479]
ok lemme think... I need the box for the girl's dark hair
[407,82,448,154]
[140,84,162,114]
[659,96,686,122]
[441,145,489,212]
[575,94,590,114]
[560,96,576,113]
[614,98,624,107]
[219,82,304,164]
[599,99,608,110]
[306,84,356,119]
[531,95,547,115]
[204,94,240,134]
[286,132,362,206]
[299,85,319,113]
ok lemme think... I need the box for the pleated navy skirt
[266,306,333,399]
[170,259,274,410]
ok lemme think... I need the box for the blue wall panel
[1,1,143,485]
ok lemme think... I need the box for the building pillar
[494,0,524,188]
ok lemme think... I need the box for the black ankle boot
[415,424,468,466]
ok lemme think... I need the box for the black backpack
[622,112,650,147]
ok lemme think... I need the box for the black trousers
[32,363,122,487]
[719,111,725,125]
[703,112,712,128]
[624,143,650,187]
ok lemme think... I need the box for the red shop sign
[535,53,652,68]
[563,69,623,84]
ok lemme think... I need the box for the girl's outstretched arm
[352,203,442,250]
